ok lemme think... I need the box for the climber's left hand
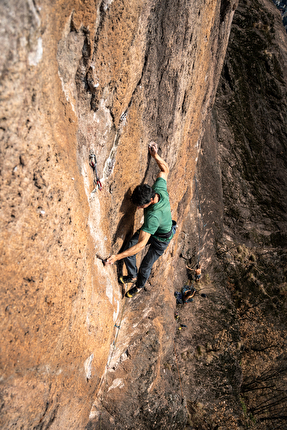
[105,255,118,265]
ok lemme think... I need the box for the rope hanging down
[98,295,127,429]
[107,296,127,369]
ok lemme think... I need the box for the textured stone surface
[3,0,286,428]
[199,0,287,427]
[0,0,237,429]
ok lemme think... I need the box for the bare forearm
[116,241,145,261]
[153,153,169,173]
[106,231,150,265]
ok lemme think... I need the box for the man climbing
[194,263,202,282]
[106,142,176,298]
[174,285,196,305]
[186,263,202,282]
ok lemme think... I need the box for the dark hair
[183,290,193,301]
[131,184,155,206]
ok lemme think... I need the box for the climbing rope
[106,296,127,369]
[98,293,127,429]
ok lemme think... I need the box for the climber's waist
[154,220,177,239]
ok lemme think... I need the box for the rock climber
[194,263,202,282]
[106,142,176,298]
[174,285,196,305]
[186,263,202,282]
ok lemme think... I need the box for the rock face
[199,0,287,427]
[1,0,287,429]
[0,0,237,429]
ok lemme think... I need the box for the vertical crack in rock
[57,13,114,258]
[57,13,85,114]
[220,0,233,23]
[102,101,129,180]
[102,43,150,181]
[86,1,107,112]
[84,353,94,381]
[27,0,43,67]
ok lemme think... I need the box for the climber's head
[183,290,194,302]
[131,184,156,208]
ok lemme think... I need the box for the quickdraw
[89,152,102,192]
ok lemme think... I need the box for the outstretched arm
[149,142,169,181]
[105,230,151,265]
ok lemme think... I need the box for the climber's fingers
[148,141,158,156]
[105,255,117,265]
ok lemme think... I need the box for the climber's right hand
[148,141,158,157]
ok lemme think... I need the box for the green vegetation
[240,395,247,415]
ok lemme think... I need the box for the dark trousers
[124,231,171,289]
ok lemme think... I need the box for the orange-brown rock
[204,0,287,427]
[0,0,240,429]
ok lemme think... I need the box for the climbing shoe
[118,275,137,285]
[125,286,142,298]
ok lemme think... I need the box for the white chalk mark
[84,353,94,380]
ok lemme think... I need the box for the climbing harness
[89,152,102,192]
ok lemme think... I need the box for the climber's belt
[155,220,177,239]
